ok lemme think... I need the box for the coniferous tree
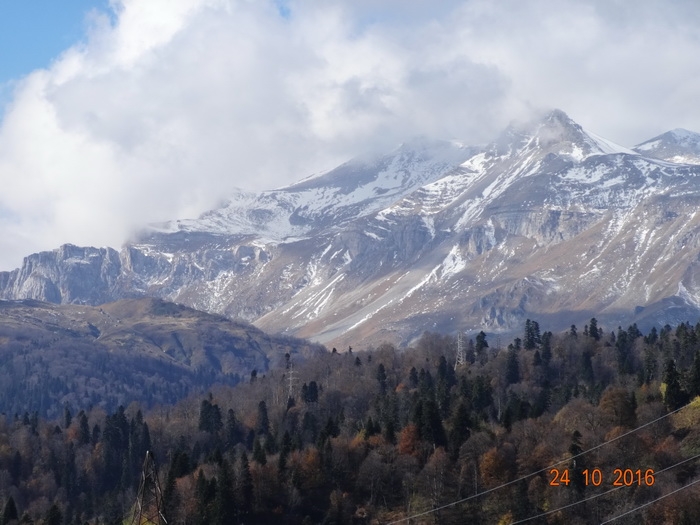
[2,496,18,524]
[505,347,520,385]
[199,399,223,434]
[408,367,419,388]
[589,317,600,341]
[253,437,267,465]
[664,359,689,410]
[541,331,553,365]
[448,402,470,460]
[279,431,292,477]
[213,460,235,525]
[45,504,62,525]
[78,411,90,445]
[239,452,253,515]
[376,363,388,395]
[689,349,700,398]
[524,319,541,350]
[569,430,586,495]
[257,401,270,436]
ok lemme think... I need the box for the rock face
[3,110,700,346]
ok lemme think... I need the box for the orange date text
[548,468,655,487]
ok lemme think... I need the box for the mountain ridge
[3,109,700,347]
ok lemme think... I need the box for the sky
[1,0,700,270]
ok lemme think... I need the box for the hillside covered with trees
[2,319,700,523]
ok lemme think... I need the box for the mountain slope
[0,297,323,417]
[634,128,700,164]
[3,110,700,346]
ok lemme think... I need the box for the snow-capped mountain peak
[634,128,700,164]
[145,138,476,242]
[5,110,700,349]
[493,109,636,162]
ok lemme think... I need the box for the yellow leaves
[671,395,700,430]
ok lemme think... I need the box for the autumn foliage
[2,321,700,523]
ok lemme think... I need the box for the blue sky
[0,0,699,270]
[0,1,109,84]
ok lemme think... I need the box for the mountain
[3,110,700,347]
[633,128,700,164]
[0,297,323,418]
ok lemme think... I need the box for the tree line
[2,319,700,523]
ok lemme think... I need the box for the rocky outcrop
[3,110,700,346]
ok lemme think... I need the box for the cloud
[1,0,699,269]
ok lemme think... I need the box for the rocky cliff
[3,110,700,346]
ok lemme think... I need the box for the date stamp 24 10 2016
[549,468,655,487]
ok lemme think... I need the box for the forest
[2,318,700,524]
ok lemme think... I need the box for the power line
[600,477,700,524]
[510,452,700,524]
[386,402,693,524]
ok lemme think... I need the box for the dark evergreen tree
[199,399,223,434]
[278,431,292,476]
[408,367,419,388]
[664,358,689,410]
[45,504,62,525]
[194,469,215,525]
[541,331,553,365]
[524,319,541,350]
[376,363,388,395]
[239,452,253,515]
[689,349,700,398]
[257,400,270,436]
[448,402,470,460]
[225,409,242,447]
[569,430,586,495]
[252,438,267,465]
[505,347,520,385]
[78,411,90,445]
[589,317,600,341]
[533,350,542,367]
[62,405,72,429]
[475,331,489,356]
[213,460,235,525]
[2,496,18,524]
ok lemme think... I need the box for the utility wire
[600,477,700,524]
[386,402,693,524]
[509,452,700,524]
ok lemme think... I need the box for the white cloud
[1,0,700,270]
